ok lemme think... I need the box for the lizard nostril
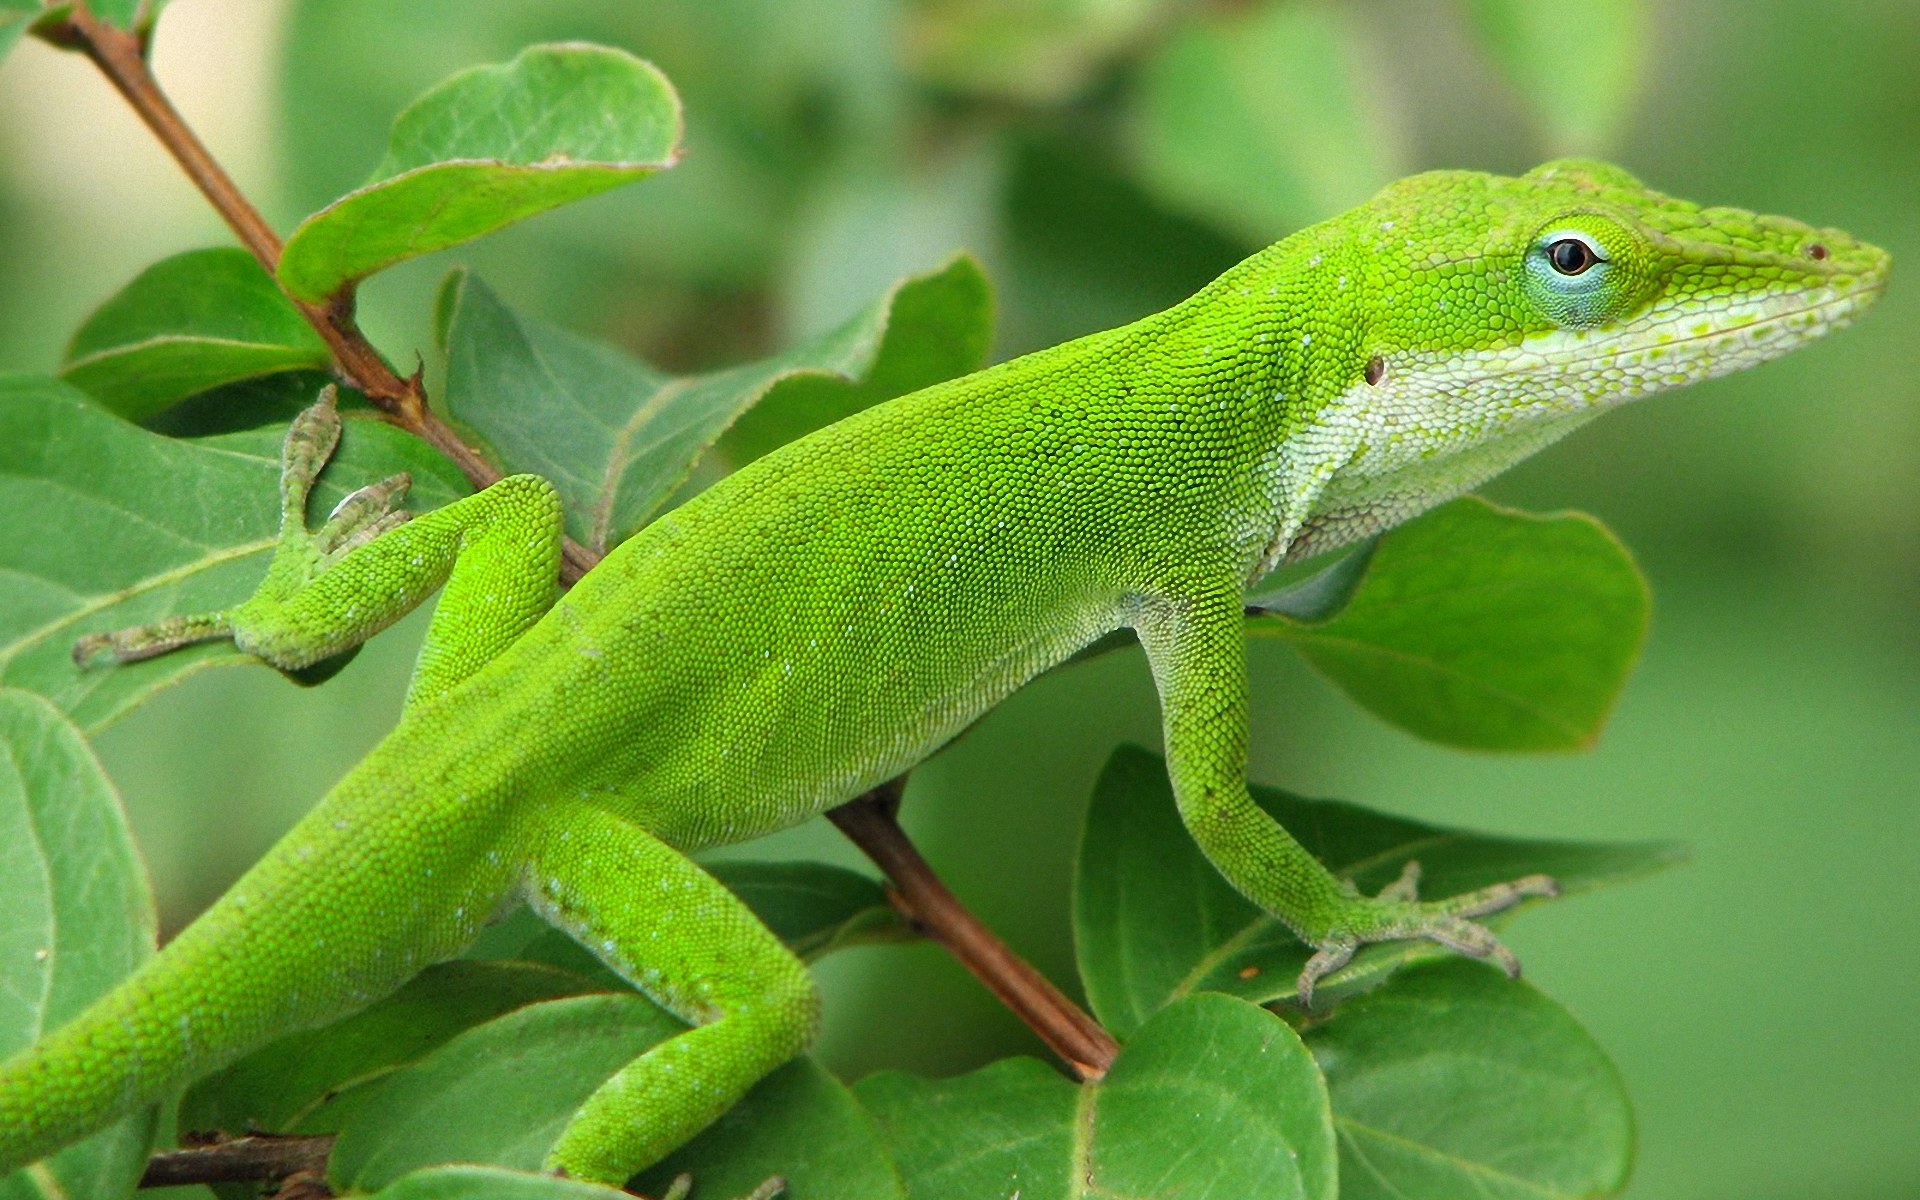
[1808,242,1830,261]
[1365,355,1386,386]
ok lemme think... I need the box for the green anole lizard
[0,160,1889,1186]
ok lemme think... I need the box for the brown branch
[139,1133,334,1189]
[828,780,1120,1081]
[39,5,604,584]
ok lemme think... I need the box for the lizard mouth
[1323,269,1889,501]
[1430,278,1889,406]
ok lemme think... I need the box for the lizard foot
[72,388,410,676]
[72,609,234,667]
[272,387,414,573]
[1297,861,1559,1008]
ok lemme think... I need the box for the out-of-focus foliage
[1127,2,1399,245]
[1467,0,1648,154]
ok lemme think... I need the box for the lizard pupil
[1547,238,1598,276]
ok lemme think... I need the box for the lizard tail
[0,960,197,1175]
[0,735,521,1178]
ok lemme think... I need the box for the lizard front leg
[1134,583,1557,1006]
[74,388,564,708]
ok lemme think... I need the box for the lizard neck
[1129,230,1369,583]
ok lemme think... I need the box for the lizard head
[1274,158,1890,562]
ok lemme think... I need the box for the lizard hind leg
[521,801,820,1188]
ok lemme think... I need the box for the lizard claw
[1295,862,1560,1008]
[316,471,413,558]
[278,386,343,519]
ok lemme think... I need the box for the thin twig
[40,6,603,584]
[829,780,1120,1080]
[139,1133,334,1189]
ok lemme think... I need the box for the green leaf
[277,44,683,302]
[1246,542,1376,624]
[1073,745,1682,1035]
[1251,496,1651,751]
[720,255,994,468]
[858,992,1335,1200]
[1305,960,1634,1200]
[459,908,625,992]
[365,1165,627,1200]
[709,860,910,960]
[438,256,991,551]
[325,993,683,1190]
[141,369,337,440]
[1468,0,1647,155]
[181,960,603,1137]
[1127,2,1398,243]
[0,374,468,732]
[60,248,329,421]
[635,1059,907,1200]
[0,688,157,1200]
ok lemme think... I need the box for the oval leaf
[1074,745,1683,1035]
[325,993,683,1191]
[708,860,910,961]
[634,1059,906,1200]
[1305,960,1634,1200]
[0,374,468,731]
[1127,3,1398,242]
[61,248,329,421]
[439,256,991,551]
[277,44,683,301]
[367,1164,627,1200]
[181,960,604,1137]
[0,689,158,1199]
[1251,496,1651,751]
[858,992,1335,1200]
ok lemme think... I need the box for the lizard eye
[1547,237,1600,275]
[1523,222,1633,328]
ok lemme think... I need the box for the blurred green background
[2,1,1915,1196]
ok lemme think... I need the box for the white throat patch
[1244,281,1871,573]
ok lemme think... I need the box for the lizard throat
[1240,280,1883,577]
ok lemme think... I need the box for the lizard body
[0,160,1888,1184]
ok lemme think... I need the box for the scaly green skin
[0,160,1889,1185]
